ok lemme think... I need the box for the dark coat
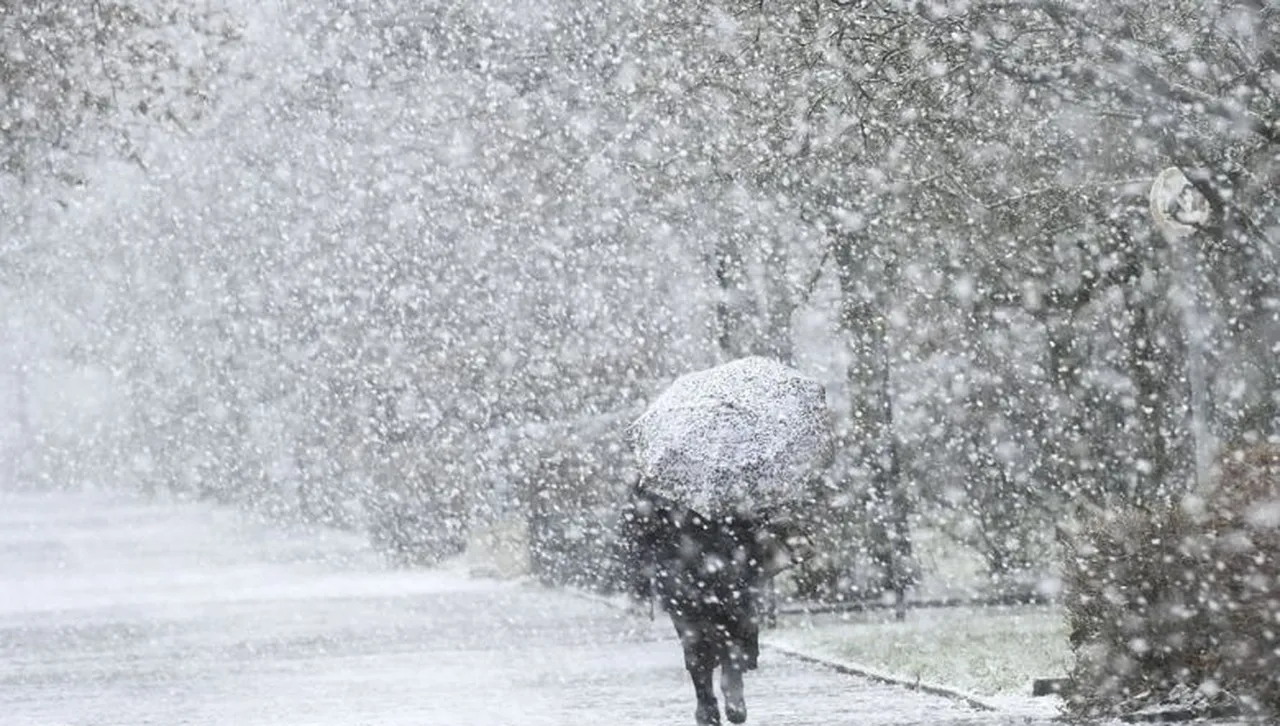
[618,484,776,670]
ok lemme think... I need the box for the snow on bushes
[1061,443,1280,719]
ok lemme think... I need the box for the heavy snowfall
[2,1,1278,724]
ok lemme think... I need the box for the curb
[554,584,998,714]
[760,640,997,712]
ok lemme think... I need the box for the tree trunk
[713,234,750,361]
[832,233,912,617]
[10,357,31,488]
[712,231,796,363]
[759,270,796,364]
[1126,292,1176,506]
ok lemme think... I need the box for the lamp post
[1149,167,1213,491]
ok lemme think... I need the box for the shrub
[1061,443,1280,719]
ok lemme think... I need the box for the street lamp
[1149,167,1213,491]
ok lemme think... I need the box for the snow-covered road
[1,490,1050,725]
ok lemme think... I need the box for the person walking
[620,482,782,725]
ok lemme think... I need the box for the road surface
[1,489,1053,725]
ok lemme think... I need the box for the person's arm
[756,520,808,578]
[618,490,659,600]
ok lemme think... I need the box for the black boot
[695,701,721,726]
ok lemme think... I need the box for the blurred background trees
[1,0,1277,604]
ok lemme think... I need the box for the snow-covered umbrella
[627,356,833,515]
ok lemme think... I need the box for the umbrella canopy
[627,357,833,515]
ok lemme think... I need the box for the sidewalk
[2,490,1056,725]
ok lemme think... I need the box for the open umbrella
[627,356,833,515]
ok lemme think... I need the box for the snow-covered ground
[765,607,1067,721]
[768,605,1069,697]
[2,489,1060,725]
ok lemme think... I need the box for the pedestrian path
[0,490,1054,725]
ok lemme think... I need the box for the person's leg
[719,635,747,724]
[672,614,720,725]
[739,582,762,671]
[718,582,762,724]
[708,619,748,723]
[739,616,760,671]
[720,661,746,723]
